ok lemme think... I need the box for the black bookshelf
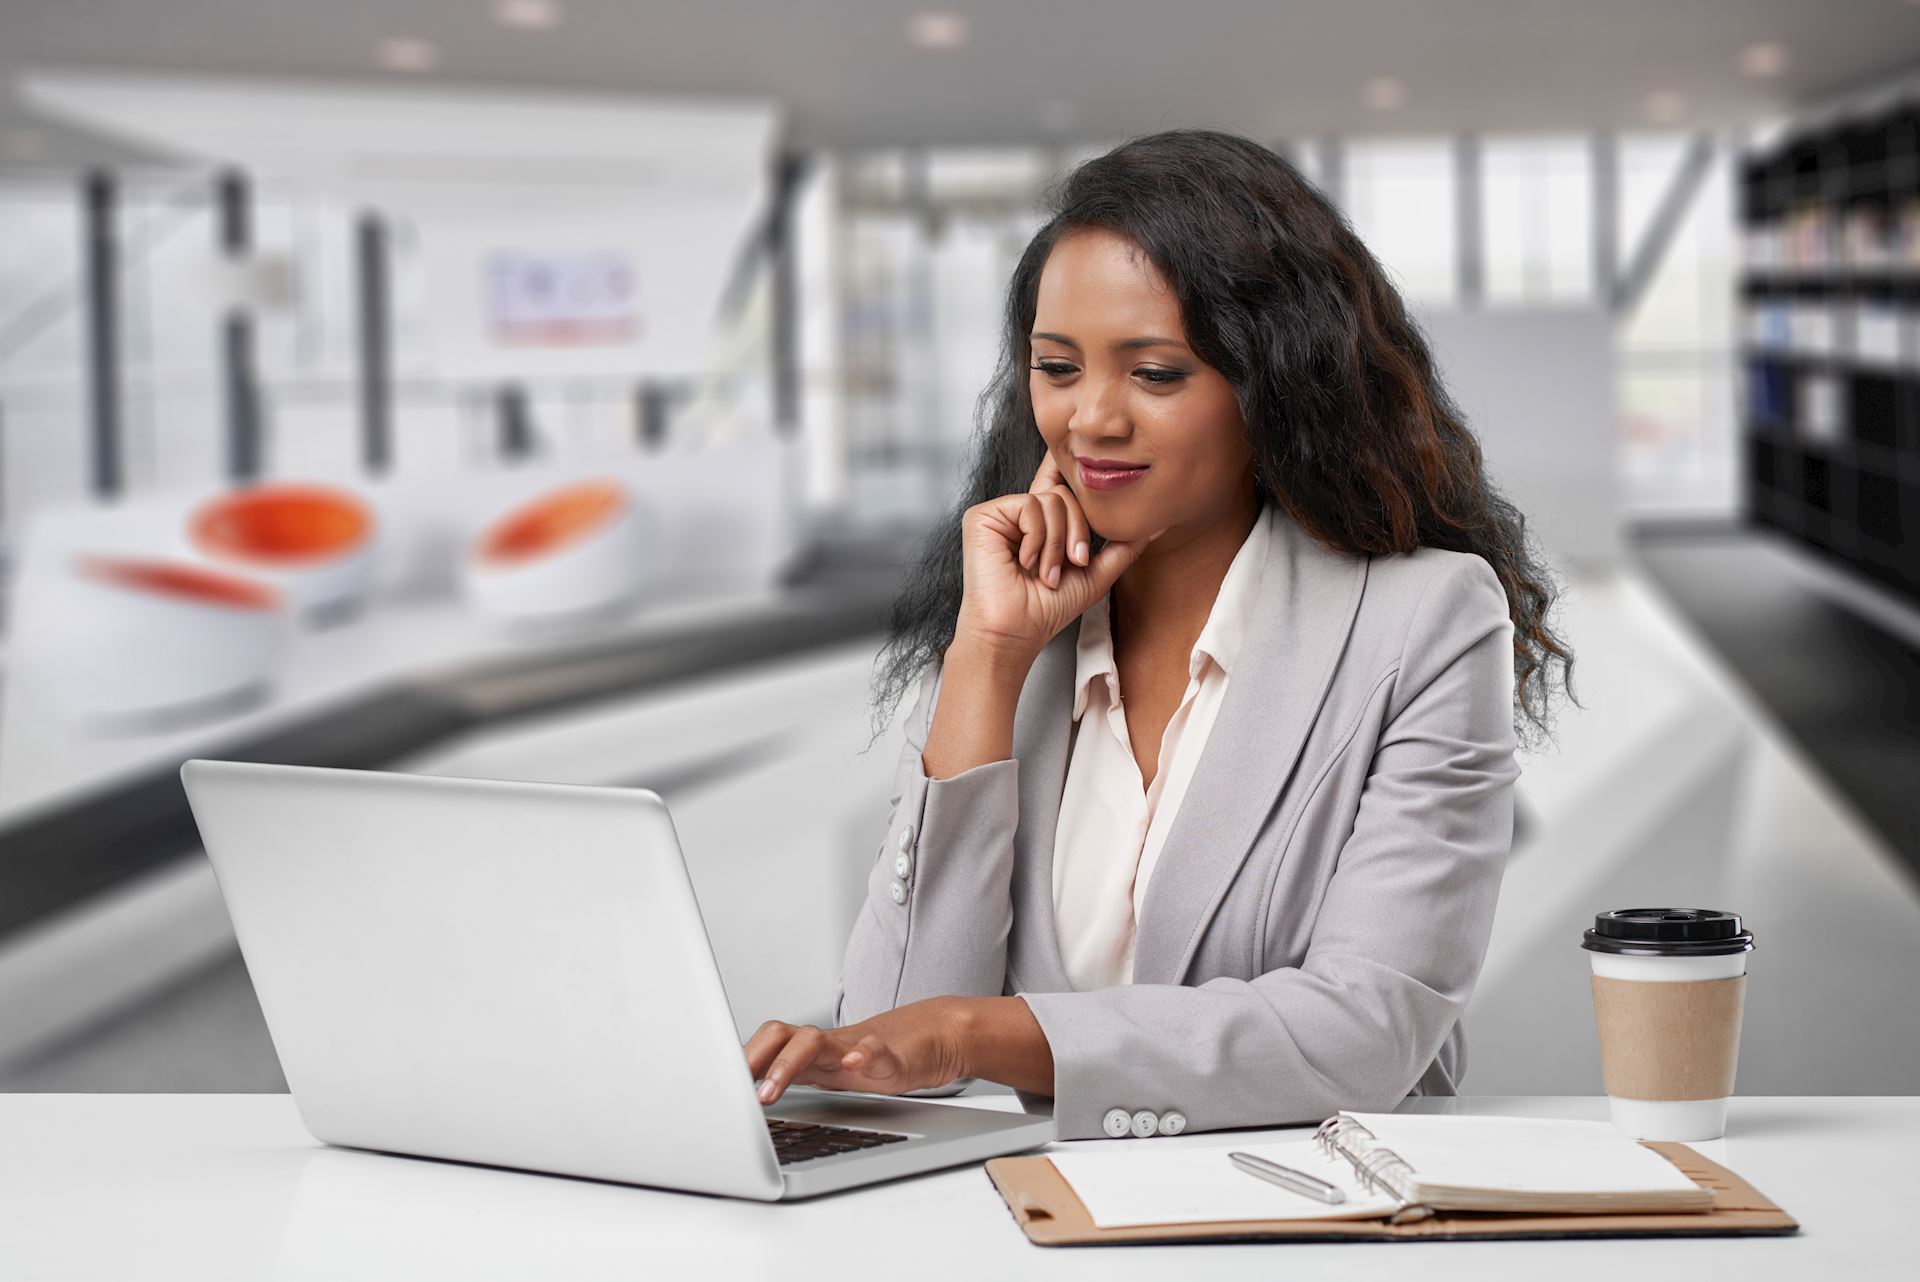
[1739,98,1920,605]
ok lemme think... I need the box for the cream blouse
[1049,503,1274,991]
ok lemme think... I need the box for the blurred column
[769,150,810,439]
[1455,133,1483,307]
[902,148,938,470]
[635,379,670,450]
[496,383,533,460]
[216,168,261,483]
[355,211,392,476]
[80,168,121,499]
[1592,132,1619,307]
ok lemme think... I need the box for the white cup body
[1587,949,1748,1141]
[1588,952,1746,983]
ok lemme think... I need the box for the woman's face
[1028,226,1254,545]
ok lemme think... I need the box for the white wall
[1414,303,1621,571]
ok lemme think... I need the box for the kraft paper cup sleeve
[1590,974,1745,1101]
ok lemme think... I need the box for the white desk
[0,1094,1896,1280]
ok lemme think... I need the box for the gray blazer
[833,501,1520,1140]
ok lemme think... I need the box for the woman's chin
[1080,495,1169,546]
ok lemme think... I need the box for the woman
[745,129,1575,1140]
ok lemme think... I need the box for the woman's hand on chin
[744,998,972,1104]
[953,451,1166,666]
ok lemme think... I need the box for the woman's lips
[1078,460,1150,491]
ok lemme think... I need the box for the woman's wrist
[945,630,1039,689]
[947,995,1055,1097]
[920,636,1032,779]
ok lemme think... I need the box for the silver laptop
[179,759,1052,1200]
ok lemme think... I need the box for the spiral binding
[1313,1115,1433,1223]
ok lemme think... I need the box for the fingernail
[1073,541,1088,564]
[1047,564,1060,587]
[757,1080,775,1102]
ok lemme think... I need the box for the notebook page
[1047,1139,1405,1228]
[1341,1113,1702,1196]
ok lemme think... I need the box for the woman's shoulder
[1360,544,1511,659]
[1366,543,1506,614]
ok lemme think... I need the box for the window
[1482,134,1595,304]
[1343,137,1456,303]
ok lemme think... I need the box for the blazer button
[1130,1110,1158,1139]
[1102,1108,1132,1138]
[893,850,913,879]
[1157,1111,1187,1136]
[888,878,908,905]
[897,824,914,853]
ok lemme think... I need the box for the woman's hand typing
[744,996,1055,1104]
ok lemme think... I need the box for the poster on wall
[485,250,639,346]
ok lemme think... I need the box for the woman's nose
[1067,376,1131,436]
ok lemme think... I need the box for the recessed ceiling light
[1646,90,1686,123]
[495,0,563,30]
[1362,77,1406,110]
[377,37,441,73]
[907,11,970,49]
[1739,42,1787,78]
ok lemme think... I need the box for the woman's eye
[1029,361,1185,386]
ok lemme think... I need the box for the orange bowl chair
[55,554,287,716]
[189,482,377,624]
[190,483,371,565]
[473,479,628,566]
[465,478,647,623]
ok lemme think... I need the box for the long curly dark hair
[868,128,1577,753]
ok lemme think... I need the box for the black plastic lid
[1582,908,1755,957]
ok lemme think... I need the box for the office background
[0,1,1916,1098]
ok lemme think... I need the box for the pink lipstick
[1077,458,1150,491]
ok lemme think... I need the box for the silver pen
[1227,1150,1347,1204]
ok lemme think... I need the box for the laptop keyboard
[767,1117,912,1165]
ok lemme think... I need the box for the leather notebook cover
[984,1142,1799,1245]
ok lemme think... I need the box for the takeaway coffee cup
[1582,908,1755,1142]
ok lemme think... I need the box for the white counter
[0,1094,1896,1280]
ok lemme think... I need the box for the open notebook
[1046,1112,1715,1229]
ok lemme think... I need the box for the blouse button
[893,850,913,879]
[1130,1110,1159,1139]
[1102,1108,1132,1138]
[888,878,908,906]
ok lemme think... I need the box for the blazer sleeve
[832,656,1022,1025]
[1018,553,1522,1140]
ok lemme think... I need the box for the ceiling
[2,0,1918,169]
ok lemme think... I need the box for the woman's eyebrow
[1030,331,1187,352]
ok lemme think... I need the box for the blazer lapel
[1129,505,1369,986]
[1005,625,1077,992]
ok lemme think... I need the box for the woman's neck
[1111,488,1262,655]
